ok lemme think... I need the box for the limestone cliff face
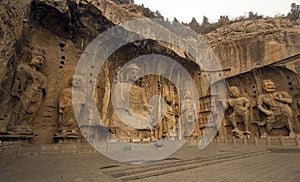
[92,0,144,24]
[205,18,300,77]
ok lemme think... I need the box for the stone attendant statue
[225,86,251,138]
[257,80,295,137]
[110,63,155,141]
[58,76,84,135]
[162,94,176,139]
[7,56,47,134]
[181,89,197,138]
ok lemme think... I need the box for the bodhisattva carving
[257,80,295,138]
[225,86,251,138]
[181,89,197,139]
[110,63,155,141]
[7,56,47,135]
[56,76,83,138]
[161,94,176,139]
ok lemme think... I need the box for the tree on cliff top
[290,3,300,21]
[113,0,135,4]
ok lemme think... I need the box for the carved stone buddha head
[123,63,140,84]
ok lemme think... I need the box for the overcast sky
[135,0,300,23]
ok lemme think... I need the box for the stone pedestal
[0,133,34,142]
[54,132,82,144]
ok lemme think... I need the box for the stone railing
[211,136,300,146]
[0,142,97,166]
[1,137,300,166]
[18,143,97,157]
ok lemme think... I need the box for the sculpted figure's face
[184,91,192,100]
[30,56,44,69]
[229,86,240,98]
[263,80,275,92]
[126,69,140,83]
[123,64,141,84]
[73,76,81,88]
[127,69,140,83]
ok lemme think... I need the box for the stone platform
[0,142,300,181]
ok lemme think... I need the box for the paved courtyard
[1,144,300,181]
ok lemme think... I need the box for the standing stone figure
[257,80,295,138]
[7,56,47,134]
[181,89,197,139]
[161,94,176,139]
[57,76,84,136]
[110,63,154,141]
[225,86,251,138]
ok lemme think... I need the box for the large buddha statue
[110,63,155,141]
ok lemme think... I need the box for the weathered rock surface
[206,18,300,77]
[0,0,31,80]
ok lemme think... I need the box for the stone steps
[103,149,270,181]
